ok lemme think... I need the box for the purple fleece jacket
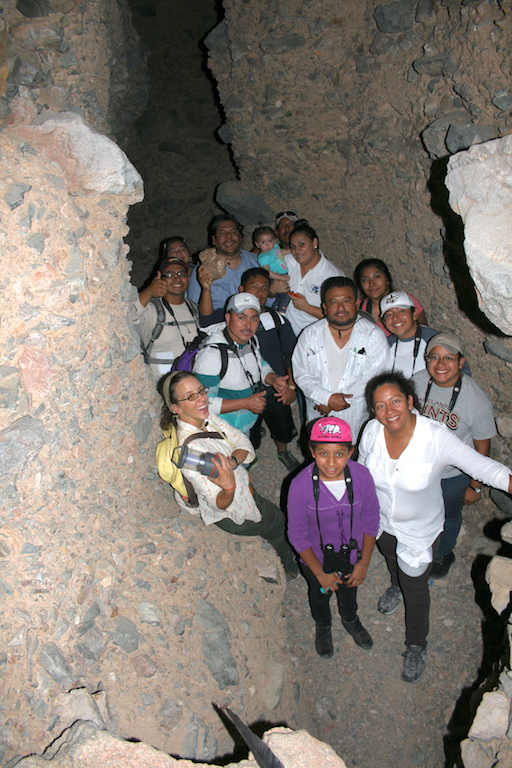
[287,460,380,565]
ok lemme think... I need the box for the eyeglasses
[426,355,459,363]
[176,386,209,402]
[276,211,297,220]
[162,270,188,279]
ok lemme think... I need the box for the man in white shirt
[130,256,199,378]
[292,277,391,440]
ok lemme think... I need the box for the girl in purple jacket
[287,417,380,658]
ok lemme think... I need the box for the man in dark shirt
[240,268,300,471]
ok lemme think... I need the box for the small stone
[21,542,41,556]
[484,337,512,364]
[416,0,434,22]
[217,124,232,144]
[258,660,285,710]
[131,654,157,678]
[138,601,161,626]
[76,627,105,661]
[230,42,249,62]
[369,32,394,55]
[133,542,156,555]
[260,35,306,54]
[257,564,279,583]
[38,643,74,686]
[413,54,452,76]
[445,124,498,154]
[374,0,414,33]
[111,616,139,653]
[16,0,51,18]
[492,89,512,111]
[132,411,153,446]
[4,182,31,211]
[194,601,238,689]
[26,233,47,253]
[0,416,46,478]
[204,20,229,55]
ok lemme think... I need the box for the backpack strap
[141,298,166,364]
[179,430,226,507]
[143,298,200,366]
[266,306,283,339]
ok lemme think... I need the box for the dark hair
[159,236,189,260]
[157,370,197,430]
[253,226,277,243]
[240,267,270,287]
[353,258,394,298]
[364,371,421,415]
[289,223,318,243]
[208,214,243,242]
[320,276,356,305]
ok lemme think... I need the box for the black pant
[301,563,357,625]
[249,387,296,448]
[378,531,441,647]
[215,489,297,574]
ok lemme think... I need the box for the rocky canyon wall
[207,0,512,456]
[0,1,300,763]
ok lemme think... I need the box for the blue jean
[439,473,471,557]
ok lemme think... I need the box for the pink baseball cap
[309,417,353,444]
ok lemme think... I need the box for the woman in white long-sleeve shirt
[358,371,512,684]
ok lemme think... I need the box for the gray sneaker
[378,584,403,615]
[401,644,426,683]
[277,449,300,472]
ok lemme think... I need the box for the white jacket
[292,315,391,437]
[359,413,510,552]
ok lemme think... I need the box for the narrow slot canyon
[0,1,511,767]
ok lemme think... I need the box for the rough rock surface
[445,136,512,335]
[460,521,512,768]
[202,0,512,477]
[8,720,348,768]
[0,0,148,137]
[0,58,300,768]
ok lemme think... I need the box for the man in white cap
[413,331,496,578]
[380,291,440,379]
[193,293,289,435]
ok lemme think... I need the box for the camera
[172,445,218,478]
[323,540,361,580]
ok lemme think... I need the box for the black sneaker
[430,552,455,579]
[377,584,403,615]
[315,623,333,658]
[401,644,426,683]
[342,617,373,650]
[277,449,300,472]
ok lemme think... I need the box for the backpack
[156,425,225,507]
[141,297,199,367]
[173,326,259,388]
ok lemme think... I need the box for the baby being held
[254,226,289,282]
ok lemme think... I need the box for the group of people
[129,211,512,685]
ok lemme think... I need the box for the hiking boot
[315,623,333,658]
[377,584,403,615]
[341,616,373,650]
[401,644,426,683]
[277,449,300,472]
[430,552,455,580]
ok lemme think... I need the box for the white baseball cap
[380,291,415,315]
[226,292,261,315]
